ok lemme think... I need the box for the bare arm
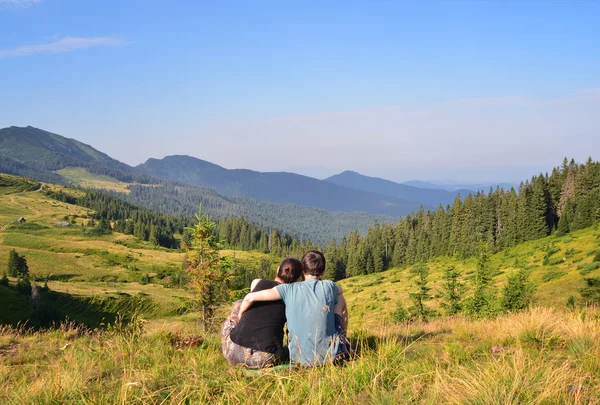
[238,287,281,317]
[335,293,348,332]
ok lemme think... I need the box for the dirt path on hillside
[8,195,42,216]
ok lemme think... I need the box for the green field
[1,186,600,403]
[56,167,134,193]
[0,188,276,324]
[339,226,600,329]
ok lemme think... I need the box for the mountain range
[136,156,434,215]
[403,179,517,192]
[0,125,494,241]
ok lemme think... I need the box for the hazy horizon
[1,1,598,183]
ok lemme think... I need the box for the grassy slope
[0,174,40,195]
[1,307,598,403]
[1,186,600,403]
[0,188,274,322]
[56,167,133,193]
[340,226,600,330]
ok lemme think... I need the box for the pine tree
[16,255,29,278]
[185,205,234,329]
[529,175,553,238]
[464,244,497,318]
[180,229,193,250]
[440,265,465,315]
[501,264,536,311]
[555,197,573,236]
[407,263,436,322]
[8,249,19,277]
[149,225,160,246]
[7,249,28,278]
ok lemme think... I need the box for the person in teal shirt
[238,251,349,366]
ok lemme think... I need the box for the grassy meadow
[1,307,599,404]
[0,188,273,323]
[340,226,600,330]
[56,167,134,194]
[1,186,600,403]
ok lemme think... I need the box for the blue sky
[1,0,599,182]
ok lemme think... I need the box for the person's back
[275,277,340,365]
[237,250,349,367]
[221,258,302,368]
[229,279,286,355]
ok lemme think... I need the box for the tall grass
[1,307,599,404]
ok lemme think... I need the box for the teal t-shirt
[275,278,340,366]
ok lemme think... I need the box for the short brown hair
[276,258,302,283]
[301,250,326,277]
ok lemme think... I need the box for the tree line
[43,188,192,248]
[43,188,310,253]
[322,158,600,280]
[41,157,599,275]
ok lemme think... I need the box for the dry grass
[55,167,133,194]
[1,307,599,404]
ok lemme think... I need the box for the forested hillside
[0,126,400,242]
[0,126,153,184]
[323,158,600,279]
[137,155,426,216]
[118,182,397,243]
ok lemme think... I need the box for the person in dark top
[221,258,302,368]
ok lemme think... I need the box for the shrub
[586,249,600,257]
[0,273,8,286]
[541,271,567,283]
[580,277,600,305]
[578,262,600,275]
[565,248,579,258]
[82,227,112,237]
[501,268,536,312]
[566,295,576,310]
[392,303,409,323]
[543,257,564,266]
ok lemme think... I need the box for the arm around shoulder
[237,286,282,317]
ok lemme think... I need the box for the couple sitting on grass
[221,250,350,368]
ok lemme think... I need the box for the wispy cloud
[0,0,42,7]
[0,36,129,57]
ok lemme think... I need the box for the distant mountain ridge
[0,126,152,184]
[403,179,517,192]
[4,125,519,242]
[325,170,467,207]
[137,155,427,216]
[0,126,402,242]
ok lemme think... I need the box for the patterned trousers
[221,300,278,368]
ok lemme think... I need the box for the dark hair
[301,250,326,277]
[276,258,302,284]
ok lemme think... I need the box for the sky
[0,0,599,183]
